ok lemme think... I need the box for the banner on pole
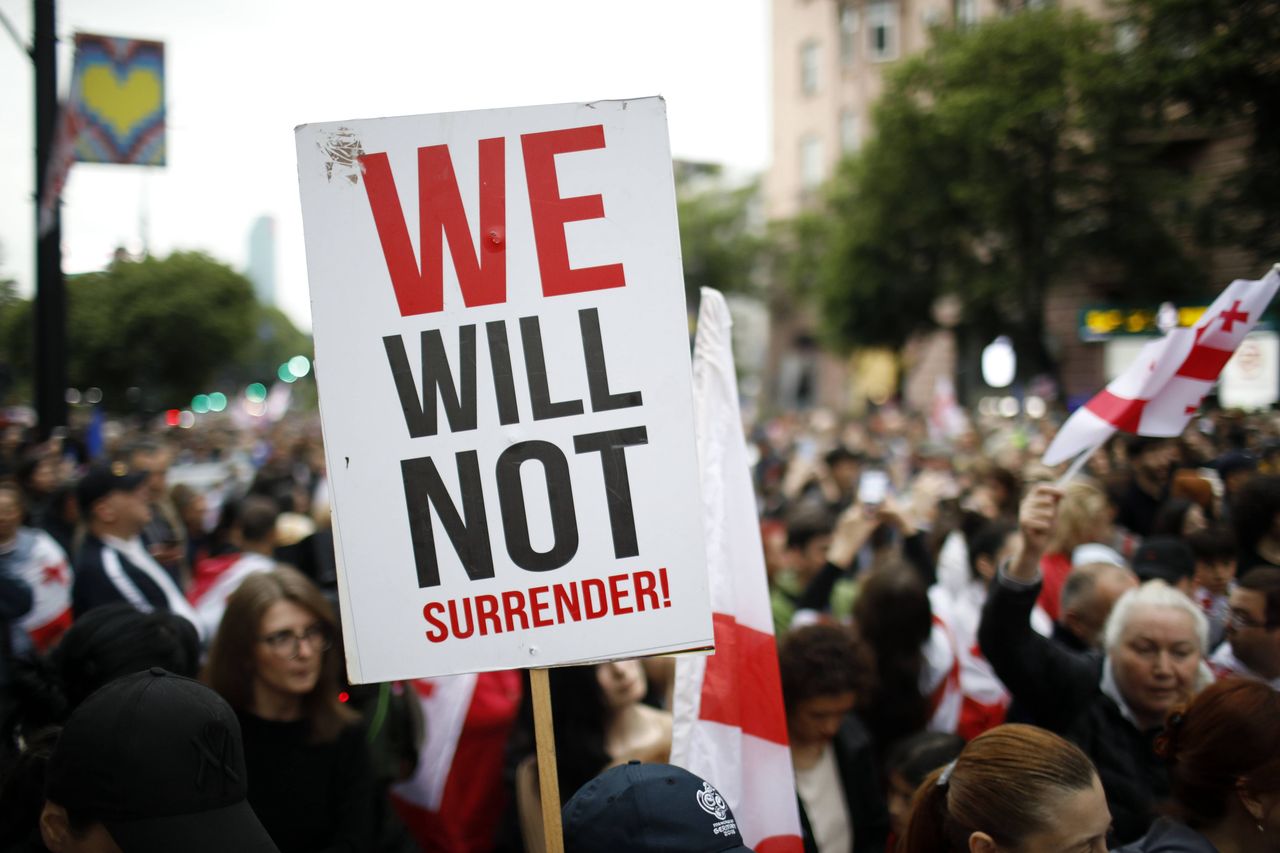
[69,33,166,165]
[296,98,713,682]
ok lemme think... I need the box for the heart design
[80,65,162,139]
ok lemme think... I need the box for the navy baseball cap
[1132,536,1195,585]
[76,462,147,512]
[46,668,279,853]
[563,762,754,853]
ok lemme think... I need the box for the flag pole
[530,667,565,853]
[1056,441,1102,487]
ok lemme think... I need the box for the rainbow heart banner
[69,33,165,165]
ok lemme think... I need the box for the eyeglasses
[259,625,332,659]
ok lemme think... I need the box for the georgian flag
[1045,267,1280,466]
[671,290,804,853]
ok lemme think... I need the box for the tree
[3,251,257,410]
[817,9,1198,377]
[676,164,764,303]
[1122,0,1280,262]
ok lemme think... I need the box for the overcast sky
[0,0,770,330]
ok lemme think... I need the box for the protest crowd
[0,399,1279,853]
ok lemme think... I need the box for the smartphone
[858,469,890,507]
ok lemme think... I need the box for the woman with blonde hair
[1038,479,1113,621]
[898,724,1110,852]
[205,566,375,852]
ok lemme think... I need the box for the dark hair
[966,520,1016,579]
[785,506,836,551]
[778,623,871,713]
[824,446,862,469]
[0,727,62,847]
[1151,498,1197,537]
[1230,475,1280,553]
[238,495,280,544]
[1237,566,1280,629]
[898,724,1097,852]
[886,731,965,790]
[1186,525,1235,564]
[507,666,611,806]
[852,564,932,750]
[1159,679,1280,829]
[203,567,355,742]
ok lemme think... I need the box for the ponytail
[897,765,957,852]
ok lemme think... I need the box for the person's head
[125,441,171,502]
[1160,678,1280,836]
[1231,474,1280,551]
[0,482,23,544]
[852,565,934,740]
[885,731,965,841]
[1151,497,1208,539]
[41,669,279,853]
[1104,581,1208,729]
[18,452,59,498]
[1127,436,1176,489]
[783,507,835,579]
[596,659,647,712]
[1131,536,1196,594]
[824,446,863,495]
[77,464,151,539]
[1218,450,1259,497]
[562,762,753,853]
[234,496,280,554]
[169,484,208,538]
[203,567,353,742]
[898,724,1108,853]
[1045,480,1111,554]
[1059,563,1139,649]
[778,623,871,750]
[966,520,1017,583]
[1187,525,1237,597]
[1226,566,1280,680]
[51,604,201,713]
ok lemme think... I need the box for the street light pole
[33,0,66,438]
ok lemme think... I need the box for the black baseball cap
[46,668,279,853]
[1132,536,1195,586]
[563,762,754,853]
[76,462,148,512]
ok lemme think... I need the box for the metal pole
[33,0,67,438]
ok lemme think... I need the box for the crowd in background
[0,402,1278,851]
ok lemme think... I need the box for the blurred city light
[998,396,1020,418]
[85,387,103,404]
[287,355,311,378]
[191,394,210,414]
[178,410,196,429]
[243,399,266,418]
[1025,396,1047,418]
[982,337,1016,389]
[278,364,297,384]
[246,383,267,403]
[208,392,228,412]
[165,409,181,427]
[64,388,81,405]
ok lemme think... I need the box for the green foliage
[1122,0,1280,261]
[676,169,764,302]
[816,8,1197,373]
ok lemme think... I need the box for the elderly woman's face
[1111,605,1201,726]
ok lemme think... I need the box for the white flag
[670,289,803,853]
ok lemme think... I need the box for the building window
[867,1,899,62]
[954,0,978,27]
[800,40,821,95]
[800,134,824,189]
[839,6,859,66]
[840,110,861,153]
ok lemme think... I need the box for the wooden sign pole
[530,667,565,853]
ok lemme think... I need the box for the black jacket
[978,576,1168,844]
[797,715,889,853]
[72,534,174,618]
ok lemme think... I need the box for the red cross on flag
[671,289,803,853]
[1044,266,1280,467]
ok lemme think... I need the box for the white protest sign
[296,98,713,682]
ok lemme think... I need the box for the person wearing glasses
[1209,566,1280,688]
[205,566,376,852]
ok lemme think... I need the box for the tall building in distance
[246,215,276,306]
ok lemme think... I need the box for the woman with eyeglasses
[205,566,375,853]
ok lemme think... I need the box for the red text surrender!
[422,568,671,643]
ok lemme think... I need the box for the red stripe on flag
[698,613,790,746]
[1084,389,1146,433]
[756,834,805,853]
[1175,344,1234,382]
